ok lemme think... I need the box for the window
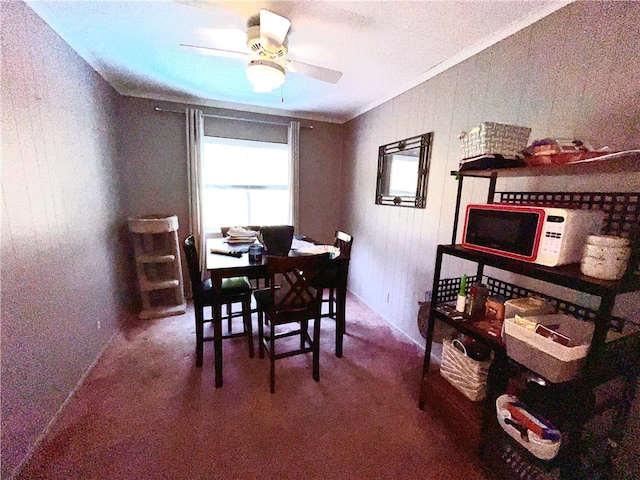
[388,153,419,196]
[202,137,291,233]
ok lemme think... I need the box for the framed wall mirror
[376,132,434,208]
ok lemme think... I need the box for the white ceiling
[26,0,572,124]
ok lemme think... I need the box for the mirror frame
[375,132,434,208]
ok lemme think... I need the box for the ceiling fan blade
[180,43,249,60]
[259,9,291,52]
[283,59,342,84]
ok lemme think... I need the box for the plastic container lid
[586,235,630,247]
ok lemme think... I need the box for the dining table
[205,236,348,386]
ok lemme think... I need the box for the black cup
[248,244,263,263]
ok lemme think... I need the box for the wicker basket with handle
[440,338,492,402]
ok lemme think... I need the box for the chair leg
[227,302,232,333]
[243,297,254,358]
[313,316,321,382]
[194,305,204,367]
[257,311,265,359]
[212,304,223,388]
[335,284,347,358]
[301,319,308,349]
[270,321,276,394]
[339,292,345,334]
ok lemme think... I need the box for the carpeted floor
[17,292,489,479]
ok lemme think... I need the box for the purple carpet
[17,292,488,479]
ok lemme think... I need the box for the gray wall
[117,97,347,308]
[1,6,345,475]
[343,0,640,345]
[1,2,126,477]
[341,2,639,477]
[117,97,345,303]
[117,97,345,250]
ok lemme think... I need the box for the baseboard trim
[348,290,427,350]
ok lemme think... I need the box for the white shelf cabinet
[128,214,186,319]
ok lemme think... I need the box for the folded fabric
[294,243,340,259]
[225,237,257,244]
[227,227,258,238]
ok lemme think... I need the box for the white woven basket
[440,338,491,402]
[496,394,561,460]
[459,122,531,158]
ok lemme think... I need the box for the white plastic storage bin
[504,314,594,383]
[504,296,555,320]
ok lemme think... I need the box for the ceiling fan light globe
[246,59,285,93]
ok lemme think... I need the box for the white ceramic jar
[580,235,631,281]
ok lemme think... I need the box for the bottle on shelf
[466,282,489,321]
[456,274,467,312]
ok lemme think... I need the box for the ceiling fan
[181,9,342,93]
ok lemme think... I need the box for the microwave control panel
[535,209,605,267]
[538,215,565,256]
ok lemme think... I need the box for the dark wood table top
[206,237,346,274]
[205,238,267,282]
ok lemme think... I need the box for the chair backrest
[183,235,205,298]
[334,231,354,258]
[260,225,294,256]
[264,254,329,319]
[220,226,260,237]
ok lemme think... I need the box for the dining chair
[219,225,265,327]
[260,225,294,256]
[182,235,254,384]
[254,253,329,393]
[318,231,354,323]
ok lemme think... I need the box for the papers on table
[292,239,315,249]
[291,239,340,258]
[225,226,259,244]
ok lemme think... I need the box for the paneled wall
[342,3,640,474]
[1,2,126,478]
[343,1,640,346]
